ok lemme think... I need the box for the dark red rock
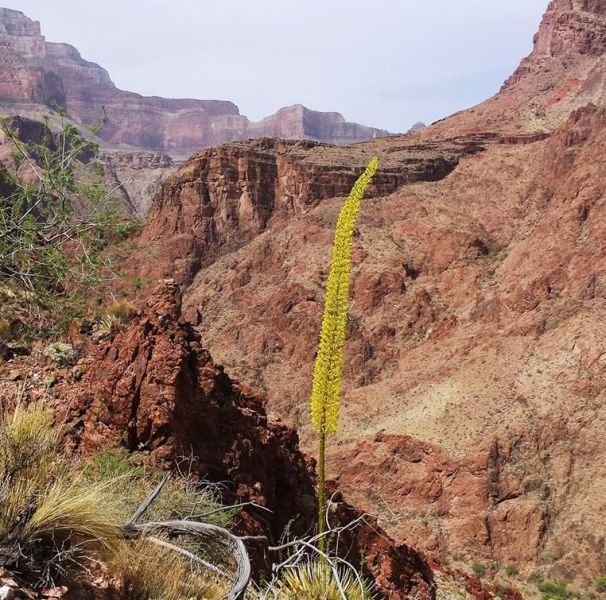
[55,280,434,599]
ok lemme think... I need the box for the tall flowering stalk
[310,156,379,548]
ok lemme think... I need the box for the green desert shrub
[596,577,606,593]
[43,341,79,366]
[471,562,487,577]
[506,564,520,577]
[0,109,139,336]
[537,580,573,600]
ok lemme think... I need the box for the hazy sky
[1,1,549,132]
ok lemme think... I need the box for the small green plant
[273,560,374,599]
[530,571,544,585]
[82,446,144,481]
[309,157,378,549]
[537,580,573,600]
[43,341,78,366]
[506,564,520,577]
[596,577,606,593]
[471,562,487,577]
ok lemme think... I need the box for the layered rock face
[0,8,390,156]
[124,0,606,588]
[132,136,479,286]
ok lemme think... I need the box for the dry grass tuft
[105,299,137,322]
[0,404,243,597]
[0,402,123,585]
[94,299,137,338]
[113,537,226,600]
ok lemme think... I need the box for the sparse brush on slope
[0,108,141,336]
[310,156,378,547]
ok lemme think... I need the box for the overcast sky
[1,1,548,132]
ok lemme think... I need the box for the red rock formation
[51,280,434,600]
[121,0,606,587]
[0,8,391,156]
[131,136,481,287]
[61,280,316,543]
[328,487,435,600]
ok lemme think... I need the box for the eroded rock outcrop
[61,280,316,542]
[52,280,434,600]
[426,0,606,137]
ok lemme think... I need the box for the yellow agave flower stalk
[310,156,379,547]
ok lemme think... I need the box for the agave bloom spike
[309,156,379,546]
[310,156,379,436]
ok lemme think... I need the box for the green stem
[318,432,326,552]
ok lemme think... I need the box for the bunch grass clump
[273,561,374,600]
[105,299,137,322]
[0,403,236,595]
[113,537,226,600]
[0,402,123,586]
[94,299,137,338]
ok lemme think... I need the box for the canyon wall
[0,8,390,156]
[121,0,606,587]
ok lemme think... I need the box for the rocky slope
[0,280,435,600]
[124,0,606,590]
[0,8,390,157]
[428,0,606,137]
